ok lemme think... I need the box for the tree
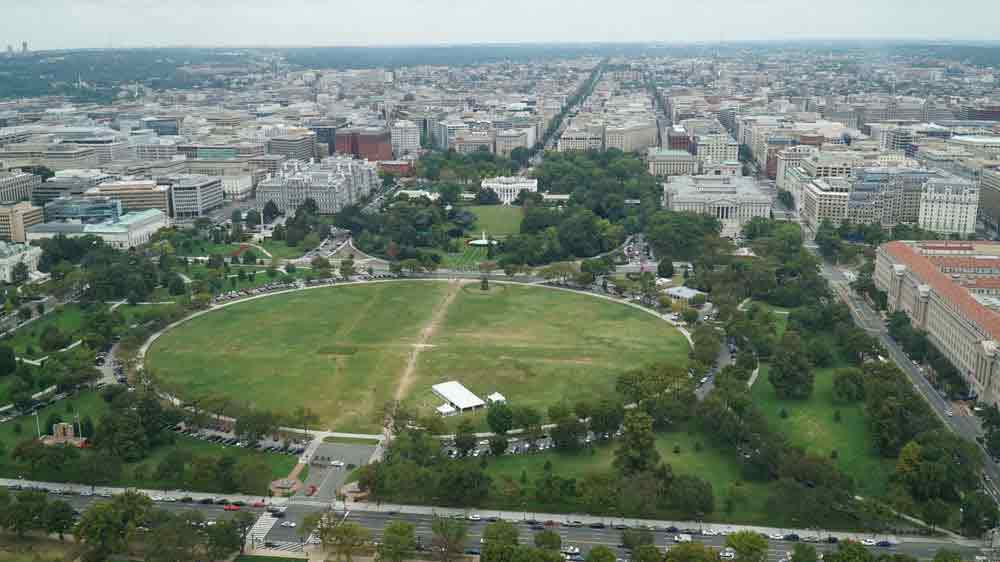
[231,510,257,555]
[431,516,468,562]
[144,510,204,562]
[726,530,768,562]
[379,520,416,562]
[39,324,70,352]
[789,543,818,562]
[482,520,520,562]
[454,419,477,457]
[586,546,616,562]
[590,399,625,437]
[205,518,243,561]
[960,491,998,537]
[534,529,561,551]
[11,261,29,284]
[921,499,950,531]
[769,331,814,399]
[489,434,509,457]
[669,474,715,517]
[330,521,372,562]
[340,257,356,278]
[262,200,281,223]
[477,187,501,205]
[614,410,660,475]
[245,209,262,228]
[633,545,663,562]
[0,345,15,377]
[234,409,277,447]
[75,491,152,557]
[832,368,865,403]
[665,542,719,562]
[235,456,273,495]
[657,258,675,279]
[167,273,187,296]
[487,401,514,435]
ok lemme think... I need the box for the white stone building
[391,120,420,157]
[481,176,538,205]
[0,240,42,283]
[647,148,698,177]
[256,156,378,215]
[918,175,979,236]
[663,175,772,237]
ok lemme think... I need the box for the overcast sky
[3,0,999,50]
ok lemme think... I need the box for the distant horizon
[12,37,1000,55]
[3,0,999,52]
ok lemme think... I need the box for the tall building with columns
[662,175,772,237]
[875,240,1000,405]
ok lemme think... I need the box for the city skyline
[3,0,1000,50]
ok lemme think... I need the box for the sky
[3,0,999,50]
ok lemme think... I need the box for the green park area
[147,281,689,432]
[258,239,309,260]
[751,366,893,497]
[468,205,524,237]
[3,304,84,359]
[0,390,297,489]
[485,426,771,523]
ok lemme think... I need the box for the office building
[256,156,378,215]
[662,175,772,237]
[875,240,1000,405]
[0,144,99,171]
[693,134,740,166]
[44,196,122,224]
[158,175,224,219]
[0,170,40,203]
[335,127,392,161]
[647,148,699,177]
[267,130,317,162]
[0,202,43,242]
[918,175,979,236]
[495,129,529,157]
[481,177,538,205]
[27,209,168,250]
[0,241,42,283]
[85,180,171,215]
[34,169,113,206]
[391,120,421,157]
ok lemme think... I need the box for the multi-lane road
[17,489,984,561]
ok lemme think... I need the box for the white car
[768,533,784,541]
[702,529,720,536]
[860,539,877,547]
[330,460,345,468]
[281,521,297,528]
[151,495,164,502]
[468,514,481,521]
[720,548,736,560]
[945,409,954,417]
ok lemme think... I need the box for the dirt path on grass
[394,280,465,401]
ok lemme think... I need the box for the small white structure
[468,232,499,247]
[486,392,506,404]
[436,404,458,417]
[666,286,706,303]
[432,381,486,413]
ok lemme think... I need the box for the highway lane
[11,489,984,560]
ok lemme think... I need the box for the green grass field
[259,240,309,260]
[441,245,488,271]
[485,426,771,523]
[148,281,689,432]
[468,205,524,237]
[3,304,84,359]
[751,366,893,497]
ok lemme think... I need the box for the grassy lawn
[0,535,85,562]
[409,283,689,423]
[259,239,309,260]
[485,425,771,523]
[3,304,84,359]
[148,281,689,432]
[0,379,13,407]
[751,366,893,497]
[0,391,296,487]
[441,245,488,271]
[468,205,523,237]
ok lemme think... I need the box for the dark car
[589,522,606,529]
[666,526,679,533]
[783,534,800,542]
[876,541,893,548]
[826,537,839,544]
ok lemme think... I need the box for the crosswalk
[263,541,305,553]
[248,513,278,544]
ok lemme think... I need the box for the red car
[252,500,266,508]
[223,504,241,511]
[305,485,318,497]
